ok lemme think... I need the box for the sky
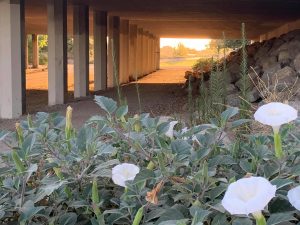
[160,38,211,51]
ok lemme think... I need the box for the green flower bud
[132,206,144,225]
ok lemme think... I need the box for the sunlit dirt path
[0,66,189,130]
[0,66,189,151]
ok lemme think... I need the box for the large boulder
[276,66,297,85]
[227,94,240,107]
[261,56,278,71]
[294,53,300,74]
[247,88,261,103]
[226,62,240,83]
[226,84,237,95]
[278,50,291,67]
[261,64,281,82]
[288,39,300,59]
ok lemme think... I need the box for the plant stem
[274,131,284,159]
[253,211,266,225]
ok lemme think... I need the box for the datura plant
[0,96,299,225]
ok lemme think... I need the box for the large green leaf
[221,107,239,125]
[232,218,252,225]
[58,212,78,225]
[19,200,45,223]
[171,140,192,160]
[155,208,185,225]
[95,96,117,114]
[267,212,296,225]
[33,181,67,203]
[115,105,128,118]
[158,219,189,225]
[271,178,294,190]
[190,206,211,224]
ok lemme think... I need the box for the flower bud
[15,123,23,146]
[65,106,73,140]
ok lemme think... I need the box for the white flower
[254,102,297,131]
[112,163,140,187]
[222,177,276,215]
[287,186,300,210]
[165,121,178,138]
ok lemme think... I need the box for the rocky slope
[184,29,300,108]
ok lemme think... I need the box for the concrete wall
[259,19,300,41]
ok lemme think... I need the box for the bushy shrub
[0,96,300,225]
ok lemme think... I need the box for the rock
[226,84,237,94]
[293,53,300,73]
[226,62,241,83]
[262,64,281,81]
[227,94,240,107]
[288,39,300,59]
[270,42,288,57]
[276,66,296,84]
[254,45,270,63]
[246,44,257,57]
[278,50,291,67]
[261,56,277,71]
[247,88,261,102]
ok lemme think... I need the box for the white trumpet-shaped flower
[112,163,140,187]
[254,102,297,159]
[165,121,178,138]
[222,177,276,215]
[287,186,300,211]
[254,102,297,132]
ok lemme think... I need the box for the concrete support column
[129,24,138,80]
[119,20,129,84]
[142,31,149,76]
[94,11,107,91]
[137,28,143,78]
[25,35,28,69]
[150,34,155,72]
[154,37,158,70]
[73,4,89,98]
[0,0,25,119]
[156,37,160,70]
[107,16,120,87]
[47,0,67,105]
[146,33,152,74]
[32,34,39,68]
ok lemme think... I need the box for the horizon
[160,38,211,51]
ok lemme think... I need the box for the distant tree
[173,42,188,57]
[160,46,174,58]
[38,35,48,50]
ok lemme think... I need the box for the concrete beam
[94,11,107,91]
[32,34,39,68]
[129,24,138,80]
[73,4,89,98]
[0,0,25,119]
[119,19,129,84]
[259,19,300,41]
[47,0,68,105]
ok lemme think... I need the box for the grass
[160,58,199,68]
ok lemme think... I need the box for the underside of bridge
[0,0,300,119]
